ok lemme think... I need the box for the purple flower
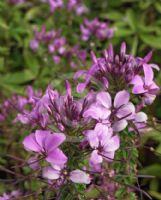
[85,123,120,168]
[48,0,64,12]
[131,64,159,104]
[23,130,67,167]
[75,43,158,94]
[80,18,114,41]
[84,90,135,132]
[42,166,91,184]
[30,39,39,51]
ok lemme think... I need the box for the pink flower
[84,90,135,132]
[23,130,67,167]
[131,64,159,98]
[85,123,120,168]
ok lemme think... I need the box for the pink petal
[96,92,112,109]
[132,85,146,94]
[143,64,154,85]
[76,83,87,93]
[23,133,41,152]
[42,166,60,180]
[83,104,111,120]
[90,150,103,166]
[114,90,130,108]
[46,148,67,166]
[112,119,128,132]
[116,102,135,120]
[95,123,113,146]
[102,151,115,162]
[44,133,66,152]
[104,135,120,152]
[69,170,91,184]
[130,75,143,85]
[86,130,99,148]
[35,130,49,149]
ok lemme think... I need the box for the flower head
[23,130,67,167]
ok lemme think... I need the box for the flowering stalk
[0,43,160,199]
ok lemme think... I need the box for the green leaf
[126,9,137,31]
[0,70,35,84]
[115,28,134,37]
[149,191,161,200]
[85,187,100,198]
[140,34,161,49]
[139,164,161,178]
[101,11,123,20]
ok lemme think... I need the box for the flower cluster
[76,42,160,106]
[46,0,88,15]
[30,26,86,66]
[14,43,159,196]
[80,18,114,41]
[0,86,41,123]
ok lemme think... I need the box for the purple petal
[23,133,41,152]
[46,148,67,166]
[132,85,146,94]
[42,166,60,180]
[44,133,66,152]
[83,104,111,120]
[69,170,91,184]
[112,119,128,132]
[95,123,113,146]
[143,64,154,85]
[114,90,130,108]
[90,150,103,166]
[96,92,112,108]
[35,130,49,149]
[102,151,115,162]
[86,130,99,148]
[130,75,143,85]
[76,83,87,93]
[116,102,135,120]
[104,135,120,152]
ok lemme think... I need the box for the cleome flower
[23,130,67,168]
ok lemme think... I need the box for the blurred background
[0,0,161,199]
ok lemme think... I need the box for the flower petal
[132,85,145,94]
[130,75,143,85]
[135,112,147,122]
[70,170,91,184]
[104,135,120,152]
[143,64,154,85]
[116,102,135,120]
[23,133,41,152]
[114,90,130,108]
[44,133,66,152]
[96,92,112,109]
[90,150,103,166]
[83,104,111,120]
[86,130,99,148]
[42,166,60,180]
[46,148,67,166]
[112,119,128,132]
